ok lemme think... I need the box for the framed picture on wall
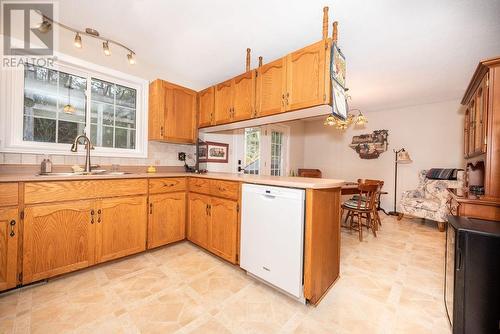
[205,141,229,163]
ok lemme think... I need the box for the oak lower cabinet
[0,207,19,291]
[95,196,148,263]
[209,197,238,263]
[147,192,186,249]
[187,192,239,264]
[22,195,148,284]
[23,200,96,284]
[187,193,211,248]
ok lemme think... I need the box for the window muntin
[244,127,260,175]
[270,130,284,176]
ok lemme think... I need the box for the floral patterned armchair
[398,170,464,231]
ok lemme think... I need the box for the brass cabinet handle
[208,204,212,216]
[9,220,16,237]
[90,209,95,224]
[206,204,209,216]
[286,92,290,105]
[160,126,164,137]
[149,202,153,214]
[97,209,102,223]
[281,94,285,107]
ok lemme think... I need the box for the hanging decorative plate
[332,81,348,120]
[331,42,346,89]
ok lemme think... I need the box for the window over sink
[1,54,148,158]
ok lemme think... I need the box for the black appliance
[445,216,500,334]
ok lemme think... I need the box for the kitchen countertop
[0,171,344,189]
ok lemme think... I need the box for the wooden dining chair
[356,179,384,229]
[341,182,380,241]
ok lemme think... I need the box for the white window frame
[0,52,149,158]
[236,124,290,176]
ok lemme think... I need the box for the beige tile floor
[0,215,451,334]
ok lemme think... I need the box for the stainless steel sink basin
[37,171,132,177]
[37,172,78,177]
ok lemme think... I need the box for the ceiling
[58,0,500,112]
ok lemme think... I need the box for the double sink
[37,170,132,177]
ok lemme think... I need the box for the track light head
[74,33,82,48]
[103,41,111,56]
[127,52,136,65]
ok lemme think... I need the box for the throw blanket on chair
[426,168,462,180]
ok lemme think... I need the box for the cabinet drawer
[0,183,18,207]
[210,180,239,200]
[149,178,186,194]
[95,179,148,198]
[25,181,96,204]
[189,178,210,195]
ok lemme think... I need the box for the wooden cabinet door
[148,79,166,141]
[232,71,256,122]
[468,99,476,157]
[286,40,326,111]
[96,196,147,264]
[198,87,215,128]
[464,108,470,158]
[214,80,233,124]
[23,201,95,284]
[474,74,488,154]
[256,58,287,117]
[0,208,18,291]
[209,197,238,263]
[147,192,186,249]
[165,83,197,144]
[187,193,210,248]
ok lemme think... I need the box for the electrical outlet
[178,152,186,161]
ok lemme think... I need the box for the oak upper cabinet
[0,207,18,291]
[232,71,256,122]
[286,40,327,110]
[23,200,96,284]
[149,79,197,144]
[148,192,186,249]
[95,195,147,263]
[256,58,287,117]
[187,193,211,248]
[214,71,256,125]
[198,86,215,128]
[209,197,238,263]
[214,79,233,124]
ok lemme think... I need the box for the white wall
[302,100,464,211]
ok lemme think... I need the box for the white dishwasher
[240,183,305,300]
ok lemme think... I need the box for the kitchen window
[1,55,148,157]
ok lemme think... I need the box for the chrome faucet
[70,134,94,173]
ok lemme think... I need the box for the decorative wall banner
[330,42,347,120]
[199,141,229,163]
[349,130,389,159]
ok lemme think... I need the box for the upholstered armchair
[398,170,464,231]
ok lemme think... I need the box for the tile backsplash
[0,141,196,167]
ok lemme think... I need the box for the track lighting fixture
[103,41,111,56]
[36,15,136,64]
[74,33,82,48]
